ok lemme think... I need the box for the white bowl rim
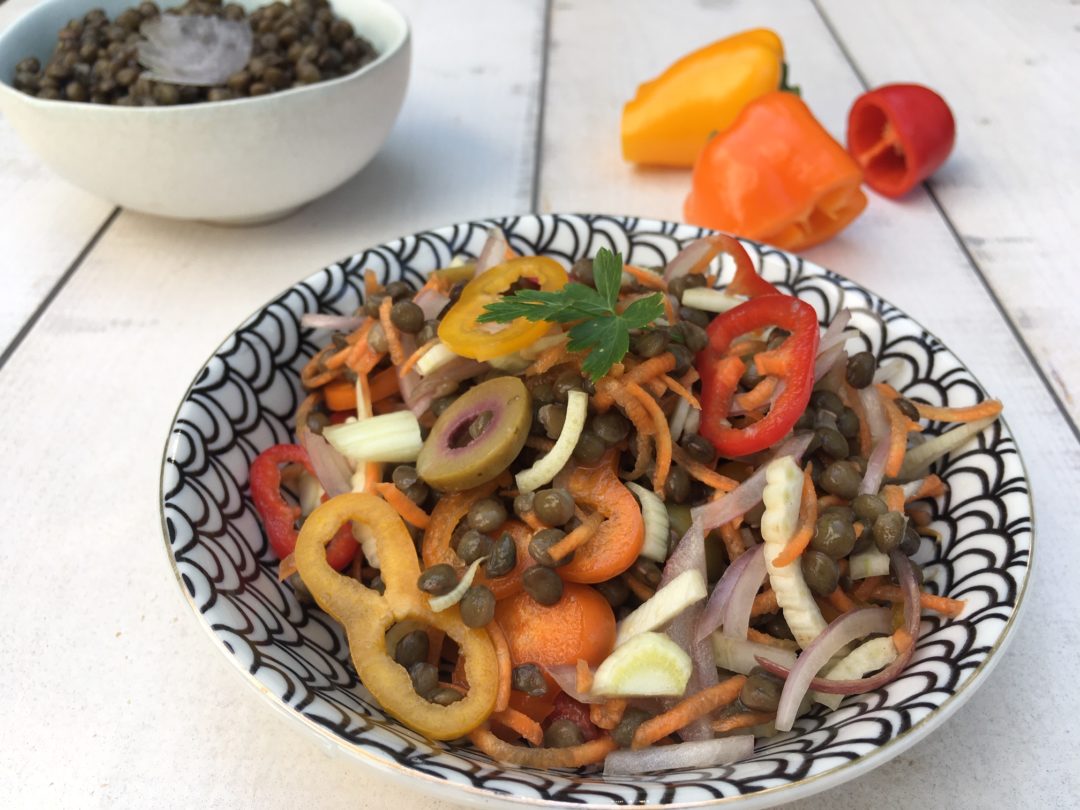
[0,0,410,111]
[158,213,1035,809]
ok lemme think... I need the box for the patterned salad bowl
[160,214,1032,808]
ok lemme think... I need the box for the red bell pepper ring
[847,84,955,199]
[249,443,358,570]
[718,233,782,299]
[696,295,819,457]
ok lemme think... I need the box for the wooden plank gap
[530,0,555,213]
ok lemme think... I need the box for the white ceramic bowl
[0,0,409,223]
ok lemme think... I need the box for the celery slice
[323,411,422,463]
[515,389,588,493]
[591,632,692,697]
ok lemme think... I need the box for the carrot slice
[915,398,1003,423]
[772,464,818,567]
[488,621,512,713]
[369,366,400,402]
[490,708,544,746]
[469,726,616,767]
[323,380,357,412]
[378,296,407,366]
[373,482,431,529]
[631,675,747,749]
[576,658,594,695]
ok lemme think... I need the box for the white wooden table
[2,0,1077,807]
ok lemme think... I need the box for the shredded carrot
[623,381,671,494]
[772,464,818,567]
[520,511,545,532]
[670,445,740,493]
[326,319,376,370]
[631,676,747,749]
[399,337,441,377]
[747,628,799,650]
[827,587,856,614]
[881,396,911,477]
[547,512,605,561]
[734,376,778,412]
[623,263,669,291]
[369,366,400,402]
[623,572,655,602]
[892,627,914,654]
[323,380,357,412]
[377,297,407,366]
[662,292,677,324]
[526,341,572,376]
[882,484,905,514]
[753,347,791,377]
[590,698,628,730]
[661,373,700,409]
[525,435,556,453]
[751,589,779,617]
[358,461,382,492]
[871,585,967,617]
[490,708,544,746]
[853,575,883,602]
[294,391,322,434]
[593,354,676,410]
[373,482,431,529]
[840,382,873,457]
[364,268,379,296]
[576,658,594,695]
[905,474,948,502]
[277,552,298,582]
[372,397,401,415]
[645,377,667,398]
[817,494,847,510]
[712,711,774,734]
[728,338,766,358]
[719,521,746,562]
[469,726,616,768]
[301,346,342,389]
[487,621,512,713]
[914,398,1003,423]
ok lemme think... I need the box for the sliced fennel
[591,631,692,697]
[711,633,796,675]
[323,411,423,464]
[761,457,827,649]
[899,415,997,479]
[812,636,898,710]
[428,556,486,612]
[680,287,744,314]
[515,389,588,493]
[298,471,324,517]
[615,569,707,647]
[626,481,670,563]
[415,342,460,376]
[849,547,891,579]
[353,522,379,569]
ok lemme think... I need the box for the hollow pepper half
[295,492,499,740]
[621,29,786,167]
[438,256,568,361]
[684,92,867,252]
[696,294,819,457]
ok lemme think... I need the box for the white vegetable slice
[428,556,486,613]
[297,471,324,517]
[710,634,796,675]
[849,547,891,579]
[615,569,707,647]
[681,287,744,313]
[626,481,670,563]
[415,342,460,376]
[591,632,692,697]
[761,457,827,649]
[603,736,755,775]
[515,389,588,493]
[898,415,998,479]
[812,636,898,710]
[323,411,423,464]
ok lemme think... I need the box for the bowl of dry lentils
[0,0,410,222]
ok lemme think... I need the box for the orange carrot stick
[631,676,747,749]
[892,627,914,655]
[905,474,948,502]
[623,572,655,602]
[746,628,799,650]
[751,589,779,617]
[490,708,544,746]
[712,710,774,734]
[323,380,357,412]
[914,399,1003,423]
[546,512,605,562]
[378,296,407,366]
[622,381,671,494]
[526,341,573,376]
[623,264,669,291]
[364,268,379,296]
[590,698,628,730]
[399,338,440,377]
[882,484,905,514]
[871,585,967,617]
[593,354,677,410]
[853,575,883,602]
[719,521,746,562]
[670,445,740,493]
[369,366,400,402]
[576,658,594,695]
[840,382,873,457]
[469,726,616,768]
[661,374,700,409]
[734,376,778,412]
[827,587,856,614]
[772,464,817,567]
[488,621,512,713]
[373,482,431,529]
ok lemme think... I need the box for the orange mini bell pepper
[621,29,786,168]
[684,92,867,251]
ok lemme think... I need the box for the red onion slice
[300,313,366,332]
[663,237,721,283]
[694,544,763,643]
[771,607,893,731]
[603,735,755,776]
[298,429,352,497]
[858,387,891,495]
[813,344,847,383]
[757,551,922,697]
[405,357,488,416]
[663,603,718,741]
[721,545,767,641]
[475,228,509,276]
[413,286,451,321]
[817,309,852,354]
[545,664,600,704]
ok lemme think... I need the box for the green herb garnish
[477,249,665,381]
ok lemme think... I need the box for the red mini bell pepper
[696,295,819,457]
[249,443,358,570]
[847,84,955,198]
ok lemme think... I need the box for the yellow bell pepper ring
[621,28,786,168]
[294,492,499,741]
[438,256,569,361]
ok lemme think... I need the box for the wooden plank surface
[542,2,1080,808]
[0,0,546,806]
[0,0,118,359]
[818,0,1080,428]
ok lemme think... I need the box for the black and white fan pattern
[161,214,1031,807]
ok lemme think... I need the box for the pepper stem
[779,62,801,97]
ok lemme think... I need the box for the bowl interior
[161,214,1032,807]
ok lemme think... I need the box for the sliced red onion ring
[663,236,721,283]
[757,551,922,698]
[694,544,763,643]
[474,228,508,276]
[858,386,891,495]
[721,545,767,641]
[405,357,488,416]
[413,286,451,321]
[298,429,352,497]
[603,735,755,776]
[688,432,814,535]
[770,607,893,732]
[813,343,847,383]
[663,604,718,741]
[545,664,600,704]
[300,313,366,332]
[817,309,852,353]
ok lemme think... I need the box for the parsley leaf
[477,248,665,381]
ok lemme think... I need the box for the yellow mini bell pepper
[621,29,786,167]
